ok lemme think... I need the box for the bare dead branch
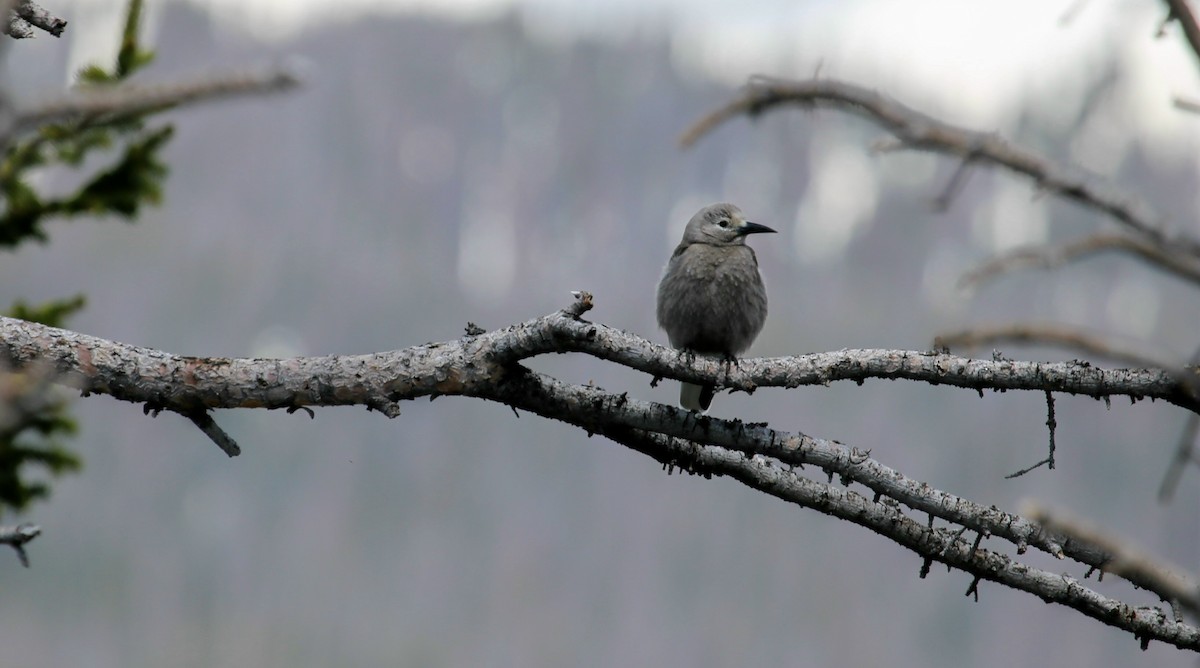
[1159,344,1200,502]
[7,0,64,38]
[682,77,1200,258]
[0,523,40,566]
[1005,457,1054,479]
[497,373,1200,649]
[4,13,31,38]
[0,294,1191,570]
[959,233,1200,289]
[1024,501,1200,615]
[1174,96,1200,113]
[8,66,301,138]
[1056,0,1094,25]
[2,296,1188,562]
[3,308,1196,418]
[648,437,1200,647]
[1059,0,1092,26]
[478,362,1073,557]
[3,0,64,39]
[1164,0,1200,71]
[182,410,240,457]
[1160,414,1200,502]
[2,294,1199,645]
[1006,391,1058,479]
[932,156,975,212]
[935,323,1175,371]
[1045,389,1058,467]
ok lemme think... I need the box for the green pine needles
[1,0,173,515]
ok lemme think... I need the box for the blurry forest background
[4,1,1200,666]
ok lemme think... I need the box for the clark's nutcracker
[656,203,775,412]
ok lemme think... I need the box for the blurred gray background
[3,0,1200,665]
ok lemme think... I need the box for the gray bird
[656,203,775,412]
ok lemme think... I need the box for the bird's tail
[680,382,716,413]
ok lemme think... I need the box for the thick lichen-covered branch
[0,303,1193,416]
[2,294,1198,647]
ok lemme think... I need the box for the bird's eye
[717,219,729,228]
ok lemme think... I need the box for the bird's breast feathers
[674,244,760,282]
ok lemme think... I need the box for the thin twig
[1159,414,1200,502]
[9,67,301,138]
[932,156,975,212]
[1005,457,1053,479]
[935,323,1173,370]
[0,523,40,566]
[1059,0,1092,26]
[1174,96,1200,114]
[1045,390,1057,470]
[1160,343,1200,502]
[1164,0,1200,72]
[1005,392,1058,479]
[682,77,1198,258]
[183,410,240,457]
[959,233,1200,289]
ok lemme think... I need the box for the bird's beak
[738,221,777,236]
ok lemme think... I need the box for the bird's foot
[721,354,740,380]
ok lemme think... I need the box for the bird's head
[681,203,776,246]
